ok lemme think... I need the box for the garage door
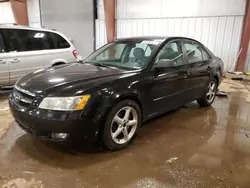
[40,0,95,58]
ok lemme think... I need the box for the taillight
[73,50,78,59]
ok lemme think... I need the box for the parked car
[0,25,80,90]
[9,36,224,150]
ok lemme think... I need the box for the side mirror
[154,59,177,68]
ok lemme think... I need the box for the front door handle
[0,60,6,64]
[10,59,20,63]
[183,70,190,75]
[181,71,189,78]
[207,66,211,70]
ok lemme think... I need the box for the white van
[0,25,80,89]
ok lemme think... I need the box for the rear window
[1,29,70,52]
[50,33,70,49]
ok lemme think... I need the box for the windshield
[84,39,163,70]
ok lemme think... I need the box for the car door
[182,40,212,100]
[0,31,9,87]
[149,40,190,114]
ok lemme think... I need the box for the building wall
[116,16,244,72]
[0,0,41,27]
[0,2,15,24]
[96,0,246,71]
[116,0,246,18]
[95,19,107,49]
[95,0,106,48]
[27,0,41,28]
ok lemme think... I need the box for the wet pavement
[1,79,250,188]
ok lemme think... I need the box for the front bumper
[9,93,100,141]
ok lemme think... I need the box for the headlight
[39,95,90,111]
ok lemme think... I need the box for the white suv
[0,25,80,89]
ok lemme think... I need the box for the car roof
[0,24,75,46]
[115,36,167,41]
[114,36,200,43]
[0,24,57,33]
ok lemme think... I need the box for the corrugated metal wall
[96,0,246,71]
[116,0,246,19]
[245,41,250,72]
[27,0,41,28]
[116,16,244,71]
[95,19,107,49]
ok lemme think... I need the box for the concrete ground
[1,79,250,188]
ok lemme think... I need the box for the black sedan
[9,36,224,150]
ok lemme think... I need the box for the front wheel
[102,100,142,150]
[197,79,217,106]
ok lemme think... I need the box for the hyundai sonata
[9,37,223,150]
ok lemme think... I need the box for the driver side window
[129,43,152,58]
[156,41,184,66]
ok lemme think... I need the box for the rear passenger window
[51,33,70,49]
[1,29,55,52]
[183,41,211,63]
[1,29,23,52]
[30,31,54,50]
[1,29,70,52]
[156,41,185,66]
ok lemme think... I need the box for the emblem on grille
[14,93,21,102]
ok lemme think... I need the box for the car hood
[16,63,133,96]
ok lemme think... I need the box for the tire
[197,78,217,107]
[102,100,142,150]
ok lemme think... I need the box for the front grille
[12,87,35,110]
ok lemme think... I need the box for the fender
[86,90,143,136]
[213,70,221,85]
[50,59,68,66]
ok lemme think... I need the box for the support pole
[236,0,250,71]
[103,0,116,43]
[10,0,29,26]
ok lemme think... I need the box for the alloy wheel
[206,81,216,103]
[110,106,138,145]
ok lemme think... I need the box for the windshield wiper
[77,60,85,64]
[93,62,118,69]
[93,62,107,67]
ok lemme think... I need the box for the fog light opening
[51,133,69,140]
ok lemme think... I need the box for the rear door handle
[182,70,190,78]
[0,60,6,64]
[10,59,20,63]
